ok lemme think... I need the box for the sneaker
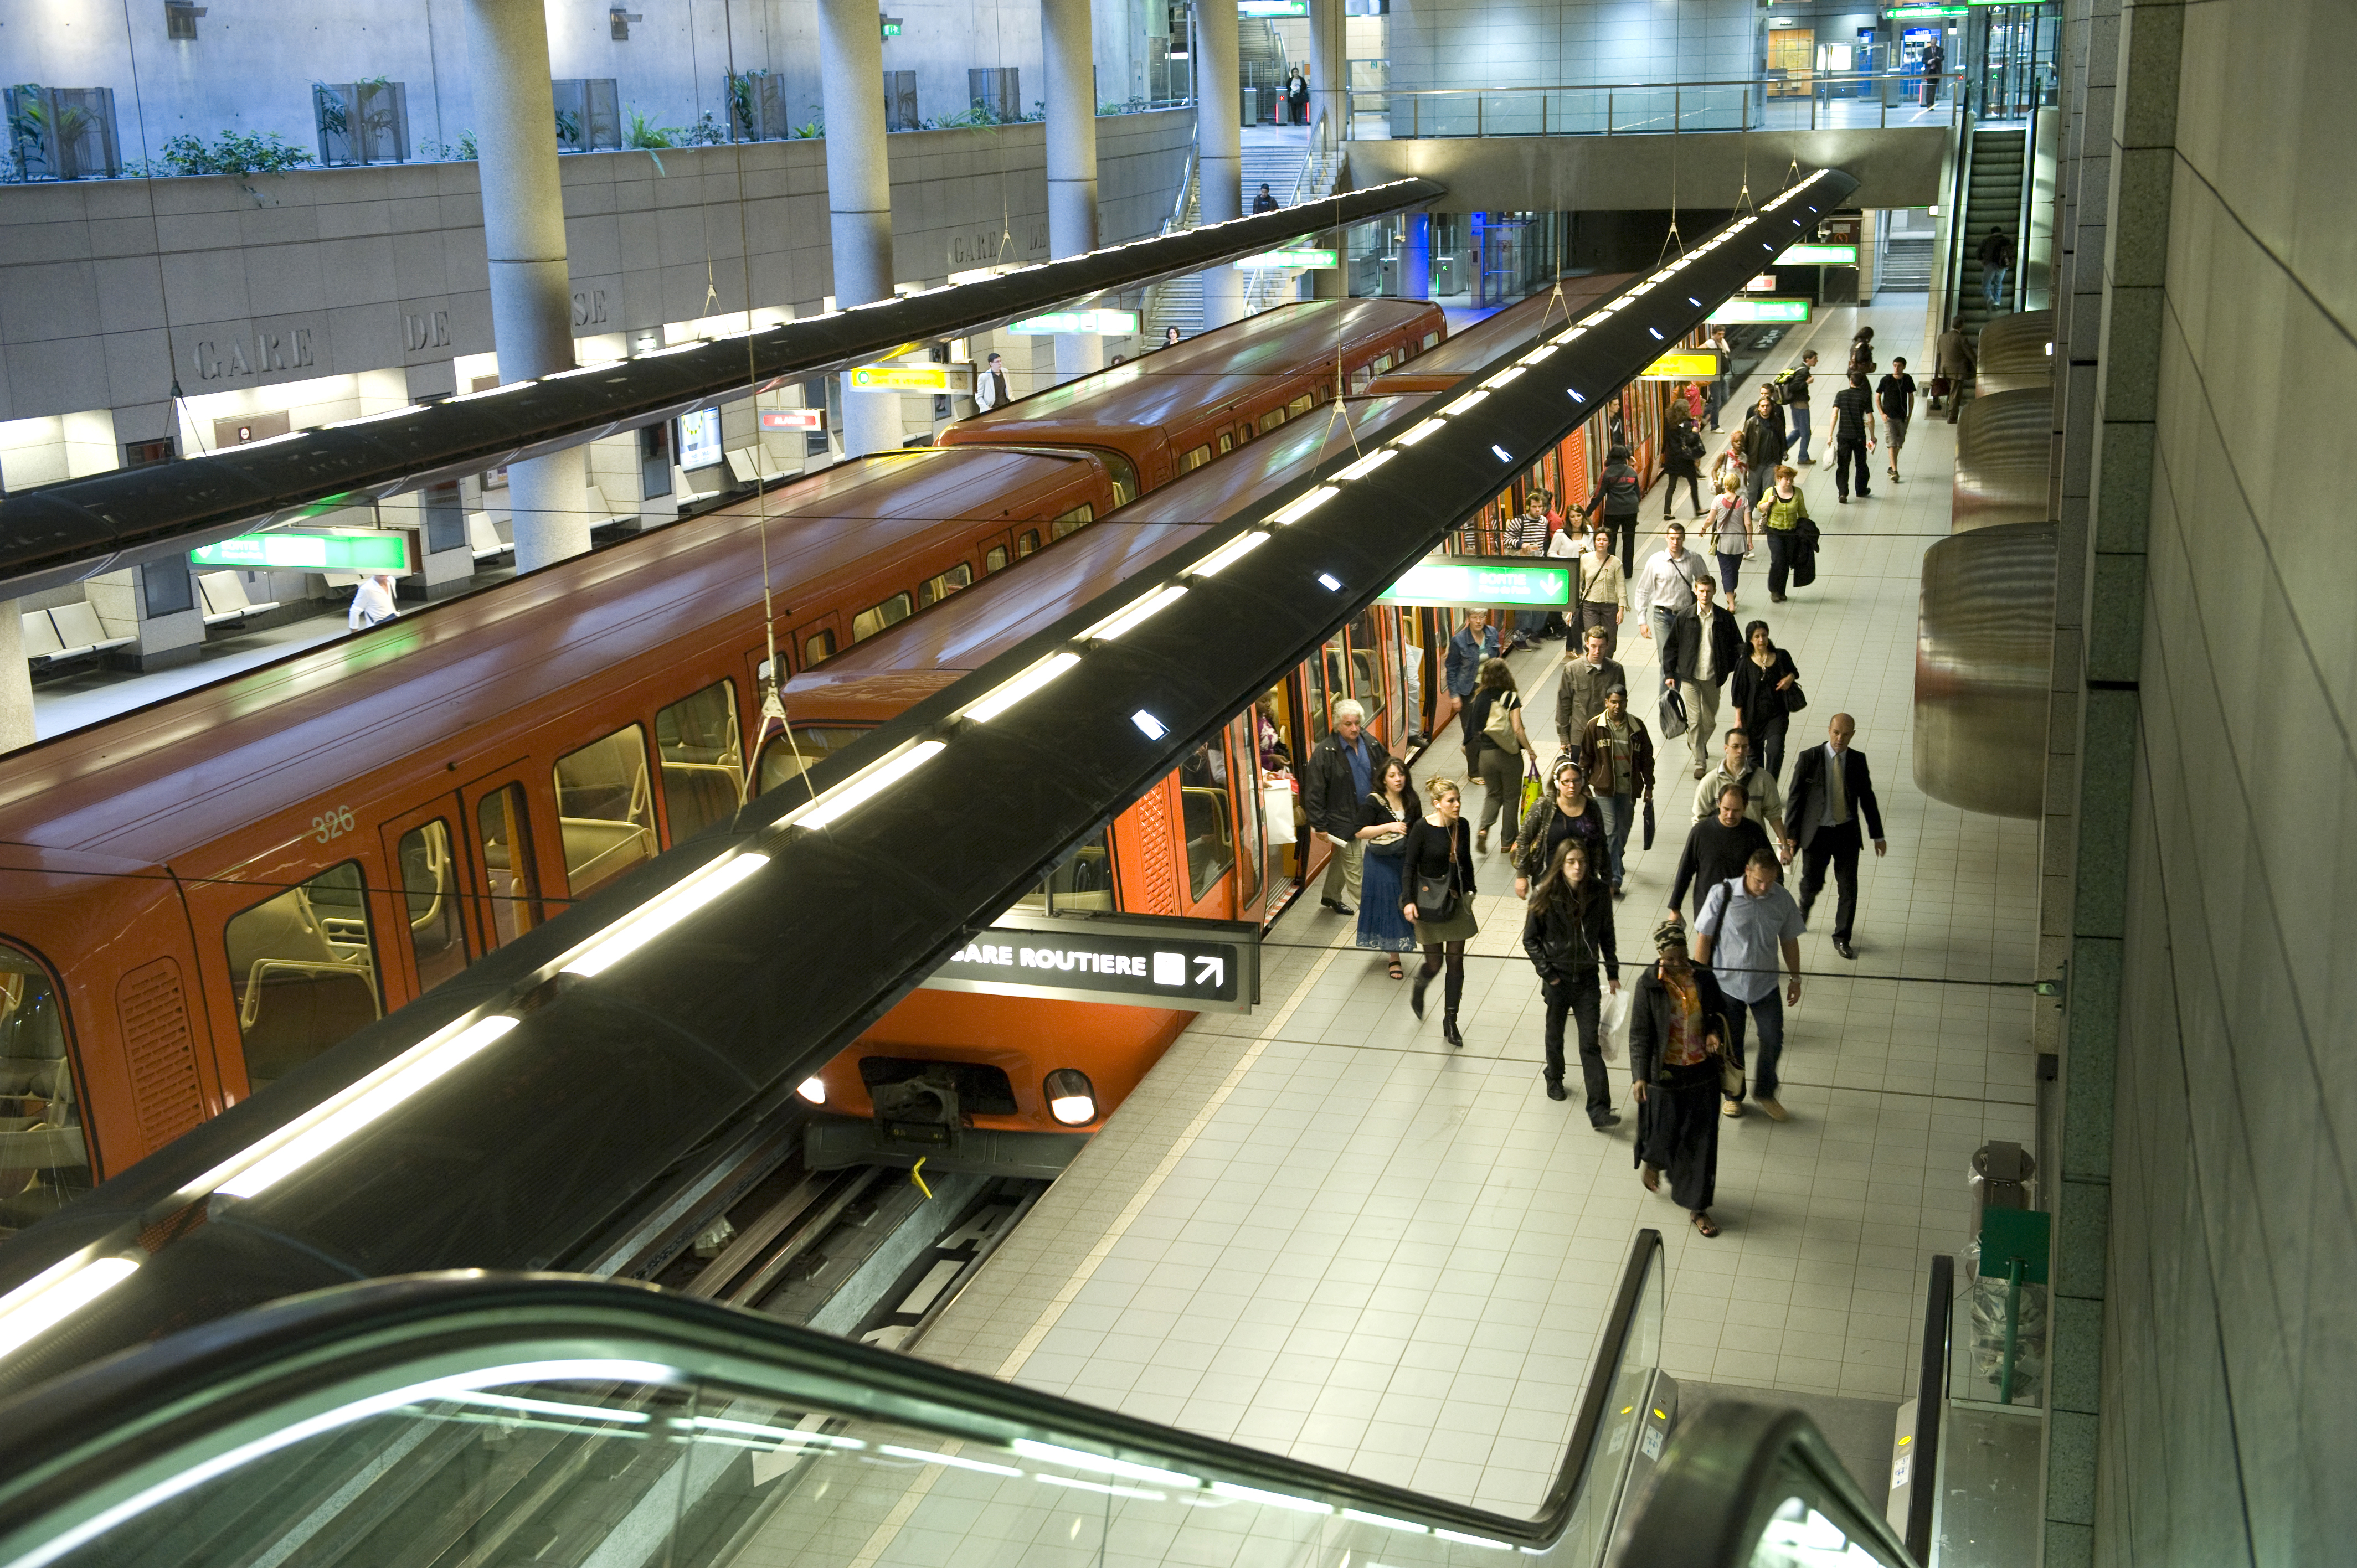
[1721,1099,1744,1118]
[1756,1097,1789,1122]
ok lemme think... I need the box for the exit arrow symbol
[1193,955,1224,988]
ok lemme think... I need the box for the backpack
[1770,366,1804,405]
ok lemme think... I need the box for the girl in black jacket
[1400,777,1479,1046]
[1521,840,1622,1125]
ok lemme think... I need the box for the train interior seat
[197,572,281,626]
[554,728,660,896]
[0,962,85,1234]
[724,448,788,487]
[466,511,512,562]
[224,881,379,1044]
[21,601,135,667]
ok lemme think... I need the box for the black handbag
[1641,797,1656,850]
[1783,678,1809,714]
[1413,828,1461,921]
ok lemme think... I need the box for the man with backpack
[1776,350,1818,465]
[1582,443,1644,569]
[1979,226,2014,312]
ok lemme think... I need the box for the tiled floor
[919,296,2041,1514]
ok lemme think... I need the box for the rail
[1615,1402,1920,1567]
[0,1240,1669,1566]
[1901,1253,1955,1561]
[1353,70,1962,139]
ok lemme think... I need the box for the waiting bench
[197,572,280,626]
[19,601,133,669]
[466,512,511,563]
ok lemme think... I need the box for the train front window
[852,592,913,642]
[1050,504,1093,539]
[754,724,866,797]
[1012,829,1118,914]
[656,681,744,843]
[1097,451,1139,504]
[0,943,90,1236]
[554,726,658,899]
[396,821,470,994]
[223,860,381,1095]
[1179,446,1212,473]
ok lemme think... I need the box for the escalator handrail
[1613,1401,1919,1567]
[0,1253,1657,1560]
[1905,1252,1954,1561]
[1542,1225,1663,1521]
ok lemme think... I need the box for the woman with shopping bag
[1522,839,1622,1123]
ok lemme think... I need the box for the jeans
[1784,404,1813,463]
[1646,604,1680,656]
[1321,834,1363,907]
[1766,530,1795,597]
[1743,459,1772,512]
[1719,989,1785,1102]
[1834,436,1871,498]
[1474,740,1523,846]
[1512,607,1549,640]
[1716,551,1743,597]
[1594,792,1635,887]
[1984,264,2009,311]
[1542,967,1612,1118]
[1799,819,1864,942]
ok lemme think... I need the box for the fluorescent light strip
[879,1445,1023,1476]
[327,405,426,429]
[449,380,537,401]
[1439,388,1490,417]
[691,1416,862,1447]
[790,741,946,831]
[1334,447,1398,481]
[958,651,1082,723]
[1011,1440,1199,1488]
[1268,486,1338,526]
[1190,531,1270,578]
[1083,584,1189,641]
[442,1390,651,1423]
[1210,1481,1334,1514]
[0,1254,140,1363]
[560,853,771,976]
[1435,1529,1513,1550]
[1393,417,1447,446]
[1036,1474,1166,1501]
[1518,343,1560,364]
[1342,1509,1432,1534]
[1478,365,1526,390]
[214,1015,519,1198]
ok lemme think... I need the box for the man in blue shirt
[1694,849,1805,1121]
[1443,610,1500,760]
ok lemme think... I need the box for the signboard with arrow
[916,910,1260,1013]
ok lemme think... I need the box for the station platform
[917,296,2040,1513]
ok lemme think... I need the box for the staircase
[1141,120,1343,339]
[1880,237,1934,290]
[1953,128,2025,332]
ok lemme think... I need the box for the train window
[1372,353,1396,374]
[1258,408,1286,435]
[804,628,837,666]
[656,681,744,844]
[0,943,91,1235]
[918,563,973,607]
[1321,637,1350,731]
[1017,530,1040,557]
[1350,641,1387,726]
[1286,393,1314,417]
[1422,331,1440,349]
[852,592,913,642]
[1349,365,1373,394]
[475,785,542,946]
[755,724,866,797]
[1305,647,1330,747]
[1012,829,1117,915]
[1227,714,1263,907]
[396,821,470,994]
[1098,451,1139,504]
[1179,746,1237,902]
[223,861,381,1095]
[985,545,1010,573]
[554,726,658,899]
[1217,431,1234,455]
[1179,446,1212,473]
[1050,504,1093,540]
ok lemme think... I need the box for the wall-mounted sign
[760,409,825,430]
[1007,308,1140,335]
[1639,350,1723,380]
[849,364,967,391]
[1238,247,1339,269]
[1775,244,1860,265]
[916,911,1260,1013]
[1378,559,1572,608]
[190,531,412,572]
[1745,273,1779,291]
[1239,0,1309,14]
[677,406,723,469]
[1707,297,1813,324]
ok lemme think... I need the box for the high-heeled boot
[1411,972,1430,1020]
[1442,1012,1464,1049]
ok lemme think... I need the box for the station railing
[1352,71,1963,140]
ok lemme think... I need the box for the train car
[939,299,1445,494]
[768,392,1442,1165]
[1361,276,1629,397]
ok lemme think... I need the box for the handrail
[0,1250,1664,1564]
[1614,1402,1920,1567]
[1903,1253,1955,1561]
[1545,1226,1661,1525]
[1365,69,1958,100]
[1357,71,1962,141]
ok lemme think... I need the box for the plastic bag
[1262,782,1298,845]
[1598,983,1630,1061]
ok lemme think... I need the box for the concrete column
[1044,0,1103,380]
[1397,212,1432,299]
[1196,0,1244,327]
[0,604,29,754]
[463,0,587,573]
[1306,0,1346,140]
[820,0,902,456]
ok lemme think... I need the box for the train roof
[0,446,1102,869]
[940,299,1443,450]
[1363,276,1632,393]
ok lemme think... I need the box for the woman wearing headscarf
[1629,915,1730,1236]
[1522,839,1622,1123]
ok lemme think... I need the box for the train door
[1257,680,1304,886]
[1345,609,1393,752]
[376,797,480,1004]
[1393,608,1432,746]
[1225,711,1269,925]
[1296,644,1337,885]
[461,767,552,948]
[1175,738,1239,920]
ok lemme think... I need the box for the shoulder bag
[1782,674,1809,714]
[1481,689,1522,751]
[1413,825,1461,921]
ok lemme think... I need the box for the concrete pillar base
[840,380,905,458]
[0,604,31,754]
[508,447,593,575]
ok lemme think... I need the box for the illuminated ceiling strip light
[326,405,426,429]
[1334,447,1398,481]
[879,1445,1024,1476]
[0,1254,140,1364]
[1083,583,1190,642]
[1393,417,1447,446]
[1190,530,1272,577]
[7,1360,682,1568]
[1342,1509,1433,1534]
[1518,342,1561,364]
[1439,388,1489,417]
[1011,1440,1200,1488]
[1035,1474,1166,1501]
[1479,364,1526,390]
[789,741,947,831]
[441,1390,651,1423]
[214,1015,519,1198]
[1210,1482,1335,1514]
[449,380,538,401]
[690,1417,863,1447]
[1268,486,1338,526]
[1435,1530,1514,1550]
[560,853,771,977]
[958,651,1082,723]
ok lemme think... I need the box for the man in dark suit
[1780,713,1888,959]
[1661,575,1743,780]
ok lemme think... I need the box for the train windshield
[0,942,90,1238]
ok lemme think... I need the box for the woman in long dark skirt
[1355,757,1421,978]
[1628,915,1730,1236]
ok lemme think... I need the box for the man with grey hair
[1303,697,1388,915]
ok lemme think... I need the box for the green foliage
[624,105,680,149]
[725,67,768,136]
[421,129,478,161]
[133,130,313,177]
[310,82,348,135]
[684,110,727,146]
[554,106,583,148]
[792,106,825,138]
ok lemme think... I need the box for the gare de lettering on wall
[192,326,317,381]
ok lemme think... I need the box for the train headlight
[1044,1069,1097,1127]
[797,1076,827,1106]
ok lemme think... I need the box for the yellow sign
[1638,350,1721,380]
[850,364,961,392]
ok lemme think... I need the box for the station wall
[1386,0,1764,94]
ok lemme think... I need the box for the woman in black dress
[1629,916,1730,1236]
[1400,776,1478,1048]
[1730,620,1803,781]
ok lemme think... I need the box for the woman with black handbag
[1731,621,1805,782]
[1400,776,1479,1047]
